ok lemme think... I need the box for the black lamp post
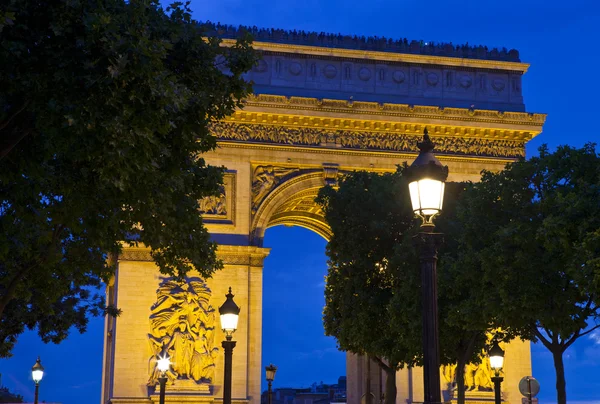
[220,287,240,404]
[489,340,505,404]
[265,364,277,404]
[156,354,171,404]
[31,357,44,404]
[406,128,448,404]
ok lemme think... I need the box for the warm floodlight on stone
[32,357,44,404]
[406,128,449,227]
[489,340,505,404]
[219,287,240,339]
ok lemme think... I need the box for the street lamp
[265,364,277,404]
[31,357,44,404]
[406,128,448,404]
[156,354,171,404]
[489,340,505,404]
[220,287,240,404]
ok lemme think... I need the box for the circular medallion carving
[358,67,372,81]
[289,62,302,76]
[323,64,337,79]
[426,73,439,86]
[392,70,406,84]
[459,75,472,89]
[253,59,268,73]
[492,79,505,91]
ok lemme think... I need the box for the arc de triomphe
[101,28,546,404]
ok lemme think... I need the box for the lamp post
[156,354,171,404]
[31,357,44,404]
[220,287,240,404]
[406,128,448,404]
[265,364,277,404]
[489,340,505,404]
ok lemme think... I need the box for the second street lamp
[220,287,240,404]
[32,357,44,404]
[156,354,171,404]
[489,340,505,404]
[265,364,277,404]
[406,128,448,404]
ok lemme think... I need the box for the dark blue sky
[2,0,600,403]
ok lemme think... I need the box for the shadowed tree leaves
[456,144,600,404]
[0,0,257,356]
[317,168,503,404]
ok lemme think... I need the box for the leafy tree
[318,168,505,404]
[456,144,600,404]
[0,0,257,356]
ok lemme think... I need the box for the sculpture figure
[147,278,219,387]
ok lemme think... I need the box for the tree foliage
[317,168,504,404]
[0,0,257,356]
[456,144,600,404]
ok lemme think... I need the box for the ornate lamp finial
[417,128,435,153]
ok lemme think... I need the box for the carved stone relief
[199,172,236,224]
[210,122,526,158]
[147,278,219,387]
[252,165,300,214]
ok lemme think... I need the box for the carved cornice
[222,39,530,73]
[211,121,526,158]
[240,95,546,130]
[118,245,271,267]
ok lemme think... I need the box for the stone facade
[101,29,546,404]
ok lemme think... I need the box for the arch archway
[252,172,332,245]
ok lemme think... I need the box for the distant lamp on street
[32,357,44,404]
[220,287,240,404]
[265,364,278,404]
[489,340,505,404]
[156,354,171,404]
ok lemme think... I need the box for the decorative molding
[221,39,529,73]
[240,95,546,128]
[119,248,153,261]
[211,121,526,158]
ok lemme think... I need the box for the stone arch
[251,172,332,245]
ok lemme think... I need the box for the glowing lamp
[489,340,505,373]
[32,357,44,384]
[406,129,448,224]
[157,354,171,373]
[219,287,240,338]
[265,364,277,382]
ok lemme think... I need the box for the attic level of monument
[204,23,523,63]
[217,26,530,112]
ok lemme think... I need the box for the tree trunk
[552,349,567,404]
[456,358,466,404]
[384,367,397,404]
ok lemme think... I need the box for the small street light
[219,287,240,404]
[156,354,171,404]
[405,128,448,404]
[489,340,505,404]
[265,364,278,404]
[31,357,44,404]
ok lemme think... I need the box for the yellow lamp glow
[265,364,277,382]
[219,287,240,338]
[489,340,505,372]
[157,354,171,373]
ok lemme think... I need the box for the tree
[456,144,600,404]
[318,168,505,404]
[0,0,257,356]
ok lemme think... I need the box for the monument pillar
[100,244,269,404]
